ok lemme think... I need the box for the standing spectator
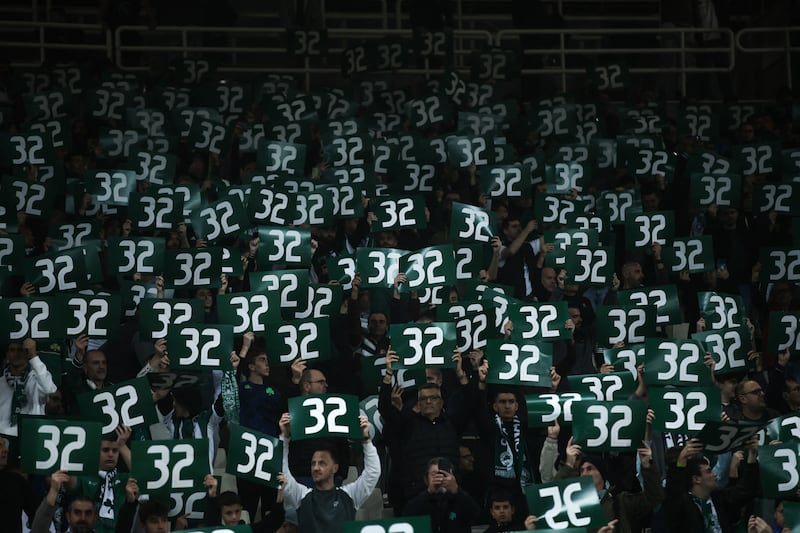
[277,413,380,533]
[0,436,37,533]
[0,338,57,436]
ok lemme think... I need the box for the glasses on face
[419,395,442,402]
[309,379,327,385]
[788,386,800,393]
[742,388,764,396]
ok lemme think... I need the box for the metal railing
[1,17,796,96]
[736,26,800,89]
[495,27,736,95]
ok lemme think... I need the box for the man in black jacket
[664,437,760,533]
[403,457,481,533]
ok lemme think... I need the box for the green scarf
[493,414,532,491]
[220,370,240,425]
[5,367,29,426]
[689,492,721,533]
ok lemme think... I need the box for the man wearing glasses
[378,348,473,515]
[735,379,778,423]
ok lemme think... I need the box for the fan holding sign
[277,411,380,533]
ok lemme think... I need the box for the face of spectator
[493,393,519,421]
[425,368,443,387]
[142,514,169,533]
[784,380,800,410]
[375,231,398,248]
[622,262,644,287]
[425,463,451,493]
[4,342,27,372]
[84,350,107,383]
[416,387,444,420]
[720,207,738,230]
[458,446,474,473]
[304,370,328,395]
[196,288,213,311]
[67,501,97,533]
[541,267,557,292]
[642,192,660,212]
[503,219,522,241]
[579,461,605,492]
[568,307,582,329]
[221,503,242,526]
[248,353,270,379]
[738,380,766,415]
[739,124,755,143]
[368,313,388,339]
[490,500,515,524]
[775,501,785,528]
[310,450,338,485]
[99,440,120,471]
[691,462,718,493]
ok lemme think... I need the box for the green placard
[138,298,204,341]
[767,311,800,356]
[531,103,578,140]
[0,234,26,272]
[648,386,721,433]
[256,227,312,267]
[731,142,780,176]
[662,236,715,274]
[76,377,158,436]
[564,247,615,287]
[525,392,585,427]
[453,244,486,281]
[343,516,432,533]
[760,442,800,499]
[567,372,636,401]
[526,477,606,530]
[678,104,719,141]
[293,189,337,226]
[48,221,102,252]
[128,191,184,233]
[0,297,63,341]
[20,418,101,475]
[588,63,628,91]
[85,169,137,206]
[191,196,248,243]
[225,423,283,489]
[398,245,455,293]
[326,253,356,290]
[624,211,675,249]
[617,285,681,328]
[24,248,90,294]
[485,339,553,387]
[388,322,458,369]
[762,413,800,444]
[689,173,742,209]
[392,161,437,194]
[288,394,362,441]
[358,395,384,442]
[698,291,745,330]
[595,189,640,225]
[507,301,572,342]
[543,228,600,269]
[644,338,713,387]
[691,326,750,375]
[752,183,799,216]
[759,248,800,283]
[164,248,223,289]
[481,163,530,198]
[595,305,656,347]
[0,131,56,167]
[545,160,591,194]
[217,291,281,335]
[604,343,645,378]
[370,195,427,231]
[131,439,210,497]
[694,420,765,454]
[264,318,332,366]
[248,269,309,315]
[572,400,647,451]
[248,186,296,226]
[166,324,234,370]
[355,247,403,289]
[60,293,121,339]
[106,237,166,277]
[294,283,343,320]
[686,150,739,175]
[359,354,426,398]
[449,202,495,243]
